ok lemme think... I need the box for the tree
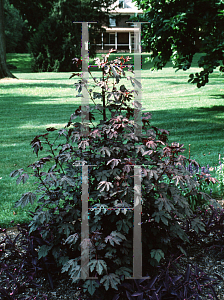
[133,0,224,87]
[8,0,59,51]
[8,0,58,35]
[9,0,117,52]
[4,0,25,53]
[0,0,16,79]
[29,0,117,72]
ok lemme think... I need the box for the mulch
[1,200,224,299]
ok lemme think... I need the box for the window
[109,17,116,27]
[125,0,134,8]
[119,0,124,8]
[109,33,115,45]
[119,0,133,9]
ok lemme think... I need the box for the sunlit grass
[1,52,223,228]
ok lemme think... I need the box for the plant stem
[102,67,106,122]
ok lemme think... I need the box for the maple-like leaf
[107,158,121,169]
[150,249,164,263]
[100,273,121,290]
[89,259,107,275]
[105,231,126,246]
[97,181,113,192]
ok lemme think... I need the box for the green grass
[6,53,33,73]
[1,52,223,228]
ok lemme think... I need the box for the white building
[96,0,143,53]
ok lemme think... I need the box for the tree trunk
[0,0,16,79]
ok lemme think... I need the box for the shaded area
[198,105,224,112]
[1,91,223,168]
[6,53,33,73]
[209,95,224,100]
[5,53,208,75]
[1,59,224,228]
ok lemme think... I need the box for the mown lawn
[0,52,223,228]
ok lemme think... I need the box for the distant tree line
[4,0,117,72]
[2,0,224,85]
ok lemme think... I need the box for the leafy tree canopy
[28,0,117,72]
[9,0,116,33]
[4,0,25,53]
[133,0,224,87]
[8,0,58,34]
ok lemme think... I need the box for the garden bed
[1,201,224,299]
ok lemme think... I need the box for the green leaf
[38,245,52,259]
[70,265,81,281]
[83,279,100,296]
[100,273,121,290]
[58,256,69,266]
[58,223,74,237]
[155,197,164,211]
[116,220,122,231]
[61,258,81,282]
[52,246,61,259]
[90,203,108,216]
[115,267,132,278]
[89,259,107,275]
[161,215,169,226]
[150,249,164,263]
[93,92,102,100]
[191,217,206,233]
[164,199,174,212]
[61,259,77,273]
[177,245,187,256]
[64,233,79,245]
[121,220,130,233]
[89,260,97,272]
[61,175,76,187]
[152,211,171,225]
[170,223,189,242]
[14,192,36,208]
[105,231,126,246]
[105,247,117,259]
[33,210,51,224]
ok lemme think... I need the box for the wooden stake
[189,144,191,160]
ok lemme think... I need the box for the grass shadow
[209,95,224,99]
[198,105,224,112]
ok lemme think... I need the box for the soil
[1,202,224,299]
